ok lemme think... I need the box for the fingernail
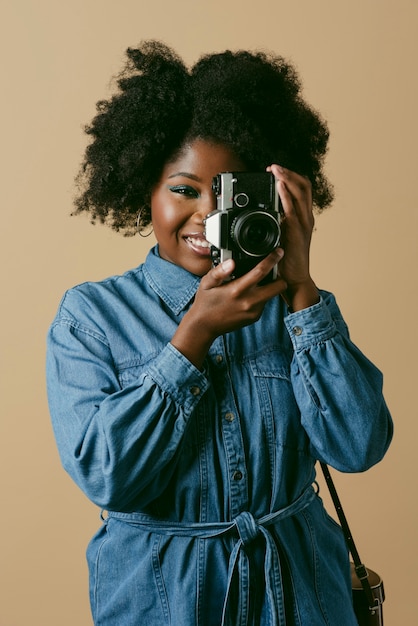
[269,164,286,176]
[222,259,234,272]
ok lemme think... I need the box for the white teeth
[186,237,210,249]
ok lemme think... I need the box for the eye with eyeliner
[168,185,200,198]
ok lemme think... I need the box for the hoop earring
[136,206,153,238]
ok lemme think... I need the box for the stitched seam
[152,536,171,624]
[51,317,110,346]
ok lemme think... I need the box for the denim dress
[46,246,393,625]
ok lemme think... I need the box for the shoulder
[52,264,146,327]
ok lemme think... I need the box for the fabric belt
[107,485,316,626]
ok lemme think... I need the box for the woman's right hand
[171,248,287,369]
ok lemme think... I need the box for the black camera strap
[319,462,380,611]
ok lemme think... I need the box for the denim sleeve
[46,315,209,510]
[284,292,393,472]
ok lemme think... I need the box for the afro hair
[74,40,333,235]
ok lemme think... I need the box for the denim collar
[142,245,202,316]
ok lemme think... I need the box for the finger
[201,258,235,289]
[235,249,284,289]
[269,164,311,191]
[269,165,313,227]
[269,165,312,204]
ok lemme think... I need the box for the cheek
[152,196,188,234]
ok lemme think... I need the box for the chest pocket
[249,349,290,380]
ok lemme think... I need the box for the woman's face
[151,139,246,276]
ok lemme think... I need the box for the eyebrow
[167,172,202,182]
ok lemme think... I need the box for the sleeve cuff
[284,294,338,350]
[147,343,210,415]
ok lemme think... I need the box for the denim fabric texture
[46,245,393,625]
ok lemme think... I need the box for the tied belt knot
[233,510,260,547]
[107,485,317,626]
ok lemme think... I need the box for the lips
[183,233,212,256]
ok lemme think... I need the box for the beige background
[1,0,417,624]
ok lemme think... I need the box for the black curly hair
[74,40,333,235]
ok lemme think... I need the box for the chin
[187,260,212,277]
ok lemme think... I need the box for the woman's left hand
[267,164,320,312]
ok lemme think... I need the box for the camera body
[204,171,282,282]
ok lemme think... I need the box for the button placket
[214,335,248,516]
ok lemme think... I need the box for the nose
[194,191,217,223]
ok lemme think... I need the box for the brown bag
[351,563,385,626]
[320,463,385,625]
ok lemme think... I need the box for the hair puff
[74,40,333,235]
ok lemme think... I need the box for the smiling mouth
[184,234,212,256]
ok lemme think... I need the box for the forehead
[162,139,246,180]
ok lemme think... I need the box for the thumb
[202,258,235,289]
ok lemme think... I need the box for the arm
[172,165,321,370]
[171,249,287,368]
[286,292,393,471]
[267,165,392,469]
[267,164,320,312]
[46,309,209,511]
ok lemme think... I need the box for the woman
[46,40,393,625]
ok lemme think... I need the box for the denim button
[225,412,235,422]
[233,470,243,481]
[215,354,223,364]
[189,386,201,396]
[293,326,303,336]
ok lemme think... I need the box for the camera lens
[232,211,281,257]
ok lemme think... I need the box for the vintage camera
[204,171,282,282]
